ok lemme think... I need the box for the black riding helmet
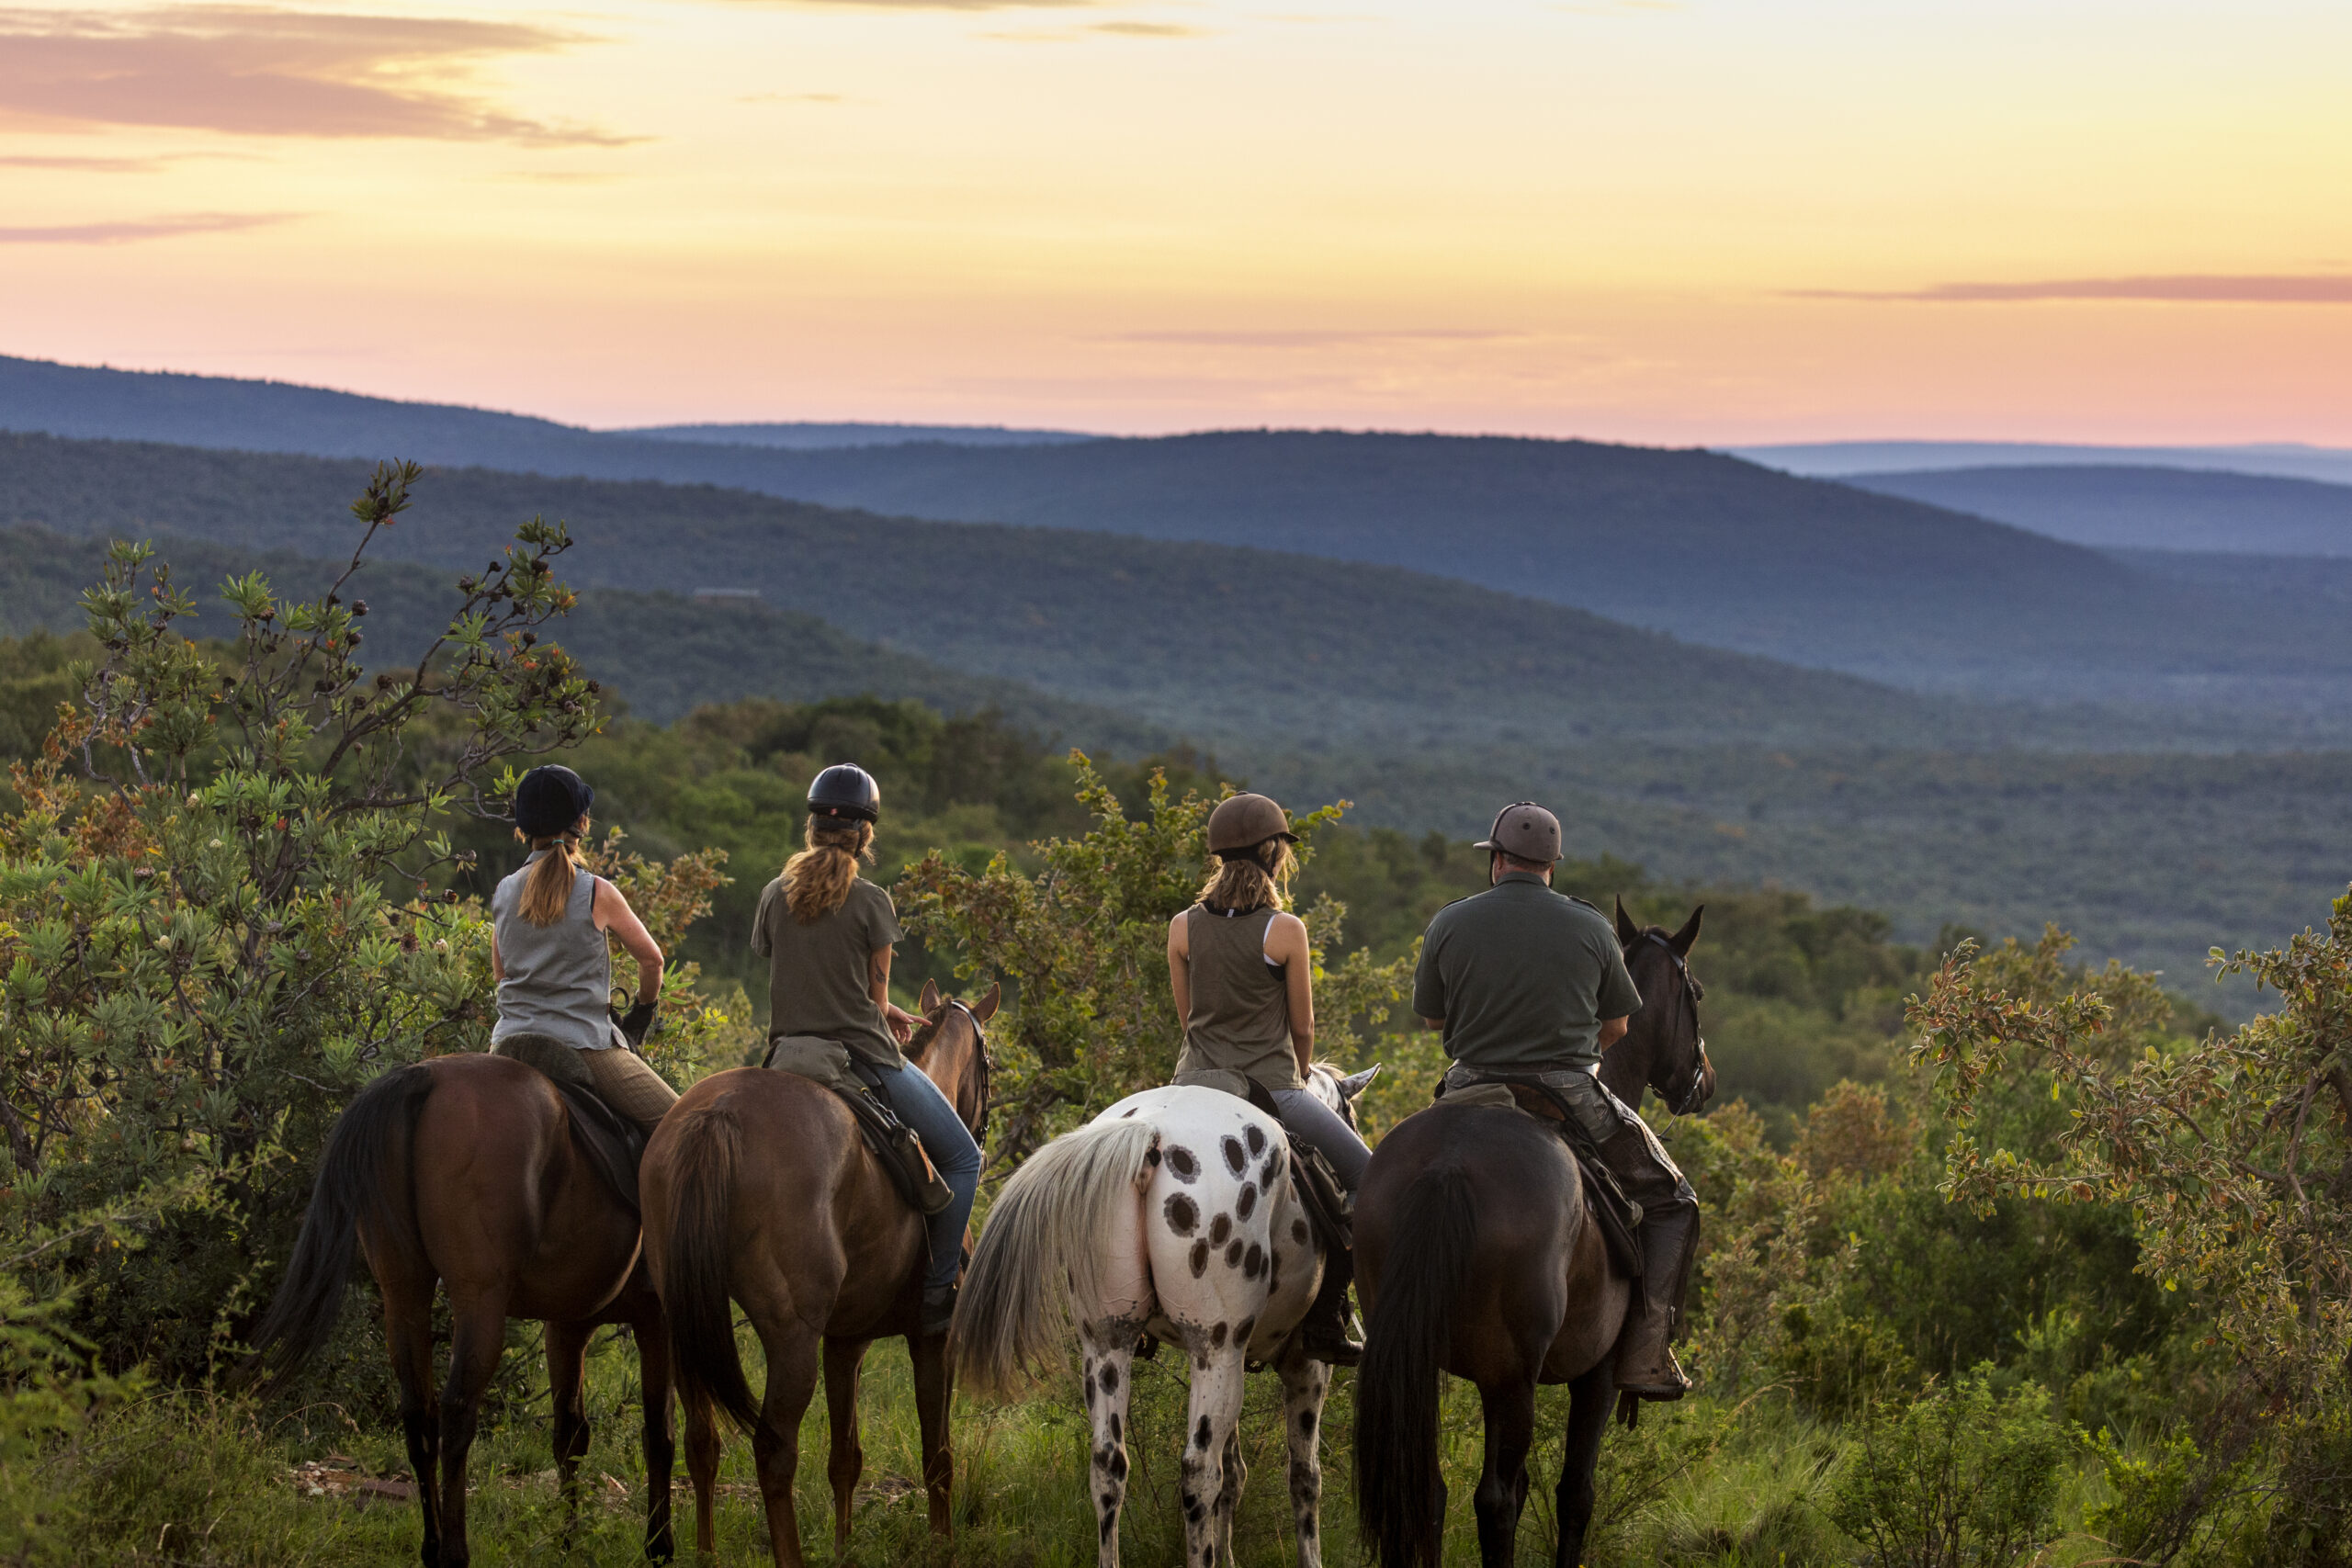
[808,763,881,823]
[513,764,594,839]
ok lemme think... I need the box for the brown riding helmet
[1206,792,1300,855]
[1476,801,1562,864]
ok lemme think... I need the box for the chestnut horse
[1353,905,1713,1568]
[248,1052,675,1568]
[640,980,997,1567]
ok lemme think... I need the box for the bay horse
[247,1051,675,1568]
[952,1061,1379,1568]
[639,980,997,1567]
[1353,903,1713,1568]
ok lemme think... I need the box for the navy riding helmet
[808,763,881,823]
[514,764,594,839]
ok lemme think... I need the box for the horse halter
[1636,931,1713,1117]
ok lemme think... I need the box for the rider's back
[1414,873,1640,1073]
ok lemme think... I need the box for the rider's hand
[884,1004,918,1045]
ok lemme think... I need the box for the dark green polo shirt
[1412,872,1643,1071]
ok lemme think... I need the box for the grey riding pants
[1268,1087,1373,1190]
[1441,1063,1697,1206]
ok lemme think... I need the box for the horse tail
[952,1116,1159,1399]
[243,1063,435,1390]
[657,1101,762,1434]
[1354,1164,1478,1568]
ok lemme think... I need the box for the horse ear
[1669,905,1704,958]
[1615,896,1640,946]
[918,979,942,1014]
[970,982,1002,1024]
[1337,1063,1382,1100]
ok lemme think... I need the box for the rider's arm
[490,931,504,983]
[1419,1015,1445,1032]
[1166,912,1192,1023]
[870,946,917,1045]
[1599,1015,1630,1050]
[591,879,663,1002]
[1270,912,1315,1074]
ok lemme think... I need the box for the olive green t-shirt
[1412,872,1642,1072]
[752,875,904,1067]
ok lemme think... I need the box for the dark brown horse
[1352,905,1713,1568]
[640,980,996,1567]
[248,1052,675,1568]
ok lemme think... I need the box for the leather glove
[619,999,659,1047]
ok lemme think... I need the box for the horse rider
[490,764,680,1134]
[1166,791,1370,1366]
[753,763,983,1338]
[1412,801,1701,1403]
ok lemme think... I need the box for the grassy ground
[17,1325,2150,1567]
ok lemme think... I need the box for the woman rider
[752,763,983,1338]
[490,765,679,1134]
[1165,791,1370,1365]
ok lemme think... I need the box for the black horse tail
[1354,1164,1478,1568]
[243,1063,435,1390]
[658,1102,761,1433]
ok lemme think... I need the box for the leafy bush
[1826,1372,2071,1568]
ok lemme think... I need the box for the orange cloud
[0,6,628,143]
[0,209,295,242]
[1799,276,2352,305]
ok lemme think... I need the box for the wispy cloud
[736,91,848,104]
[0,6,629,144]
[775,0,1095,8]
[0,152,167,171]
[984,18,1208,39]
[1797,275,2352,304]
[1109,327,1525,346]
[0,209,295,243]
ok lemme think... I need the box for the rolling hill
[12,354,2351,712]
[1840,465,2352,556]
[1734,439,2352,488]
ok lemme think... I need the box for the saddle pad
[488,1037,644,1214]
[764,1036,955,1217]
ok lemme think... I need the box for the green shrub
[1826,1371,2070,1568]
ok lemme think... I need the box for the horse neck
[913,1018,984,1133]
[1596,1028,1650,1111]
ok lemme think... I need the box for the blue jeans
[872,1061,983,1292]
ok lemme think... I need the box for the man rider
[1411,801,1700,1402]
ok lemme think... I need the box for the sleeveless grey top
[492,850,615,1054]
[1173,904,1303,1091]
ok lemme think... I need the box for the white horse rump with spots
[953,1077,1351,1568]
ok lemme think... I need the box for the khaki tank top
[1173,904,1303,1091]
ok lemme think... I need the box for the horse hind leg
[910,1325,954,1539]
[1177,1347,1247,1568]
[751,1325,824,1568]
[822,1337,870,1555]
[1215,1427,1247,1566]
[1274,1339,1331,1568]
[435,1296,511,1568]
[630,1307,679,1564]
[1078,1323,1137,1568]
[548,1320,594,1549]
[382,1276,443,1568]
[1553,1360,1616,1568]
[1473,1379,1538,1568]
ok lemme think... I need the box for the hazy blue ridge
[1732,438,2352,486]
[615,422,1094,449]
[1846,465,2352,557]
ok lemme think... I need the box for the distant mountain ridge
[1734,439,2352,487]
[618,421,1092,449]
[1846,465,2352,557]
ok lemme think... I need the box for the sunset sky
[2,0,2346,440]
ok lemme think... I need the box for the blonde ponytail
[518,829,587,926]
[1197,838,1295,915]
[784,817,874,923]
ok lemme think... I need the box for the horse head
[1305,1060,1382,1131]
[909,978,1001,1140]
[1604,897,1714,1118]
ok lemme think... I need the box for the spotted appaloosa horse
[952,1063,1377,1568]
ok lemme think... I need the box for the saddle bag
[765,1035,955,1217]
[488,1035,648,1215]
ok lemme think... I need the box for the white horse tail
[953,1115,1160,1399]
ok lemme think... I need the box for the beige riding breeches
[579,1045,679,1134]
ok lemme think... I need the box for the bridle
[947,999,995,1144]
[1634,930,1713,1117]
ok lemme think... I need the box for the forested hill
[0,431,2024,754]
[15,355,2352,714]
[1844,465,2352,556]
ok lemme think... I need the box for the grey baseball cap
[1475,801,1562,863]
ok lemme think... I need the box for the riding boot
[1596,1122,1698,1402]
[920,1281,957,1338]
[1294,1246,1363,1367]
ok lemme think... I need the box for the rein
[1635,931,1712,1116]
[947,999,994,1144]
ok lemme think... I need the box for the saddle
[488,1035,647,1215]
[763,1036,955,1217]
[1434,1075,1646,1284]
